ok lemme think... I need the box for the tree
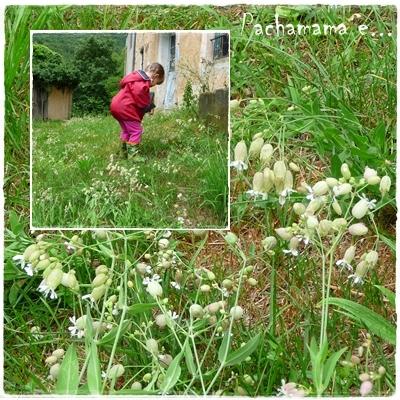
[72,36,119,115]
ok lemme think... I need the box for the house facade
[125,31,229,110]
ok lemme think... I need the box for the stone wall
[198,88,229,133]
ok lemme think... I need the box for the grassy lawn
[32,111,228,228]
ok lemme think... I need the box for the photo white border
[29,29,231,232]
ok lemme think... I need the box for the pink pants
[118,120,143,144]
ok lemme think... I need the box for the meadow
[32,111,228,228]
[4,4,396,397]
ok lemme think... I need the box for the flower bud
[348,223,368,236]
[332,200,342,215]
[289,162,300,172]
[224,232,238,245]
[262,236,277,250]
[312,181,329,196]
[364,167,380,185]
[206,270,216,280]
[378,366,386,376]
[92,273,108,287]
[351,355,361,365]
[275,228,293,241]
[334,183,352,197]
[230,99,240,111]
[234,140,247,162]
[359,373,370,382]
[61,271,79,290]
[147,281,163,298]
[190,304,204,319]
[260,144,274,165]
[90,284,106,301]
[230,306,244,320]
[293,203,306,215]
[379,175,391,196]
[352,199,370,219]
[244,374,255,385]
[249,137,264,159]
[108,364,125,379]
[158,238,169,249]
[341,163,351,179]
[146,338,159,355]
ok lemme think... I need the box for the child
[110,62,165,158]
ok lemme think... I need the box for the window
[212,33,229,60]
[169,34,176,71]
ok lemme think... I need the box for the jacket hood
[120,70,150,88]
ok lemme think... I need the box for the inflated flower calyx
[363,167,380,185]
[159,354,173,368]
[230,99,240,111]
[45,268,63,290]
[189,304,204,319]
[318,219,333,237]
[234,140,248,163]
[352,198,370,219]
[222,279,233,289]
[247,278,257,286]
[249,137,264,159]
[252,172,265,193]
[326,177,339,187]
[348,223,368,236]
[91,284,106,301]
[155,314,167,328]
[52,348,65,359]
[379,175,391,196]
[206,301,224,314]
[332,218,348,230]
[305,198,323,215]
[260,143,274,165]
[158,238,170,249]
[275,228,293,241]
[344,246,356,264]
[131,381,142,390]
[284,170,294,190]
[136,262,148,275]
[45,355,58,365]
[364,250,378,267]
[252,132,263,140]
[306,216,319,230]
[273,161,287,184]
[334,183,352,196]
[146,338,159,355]
[230,306,244,320]
[263,168,275,192]
[49,363,60,379]
[312,181,329,196]
[147,281,163,298]
[262,236,277,250]
[200,284,211,292]
[289,162,300,172]
[293,203,306,215]
[341,163,351,179]
[35,258,51,271]
[61,271,79,291]
[92,273,108,287]
[108,364,125,379]
[95,265,108,275]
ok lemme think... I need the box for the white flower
[222,287,230,297]
[167,310,179,320]
[359,194,377,210]
[283,249,299,256]
[279,188,296,205]
[277,380,305,397]
[296,235,311,246]
[246,189,267,199]
[112,304,120,315]
[64,241,76,251]
[143,274,161,286]
[13,254,34,276]
[145,265,153,275]
[336,259,353,272]
[162,230,172,238]
[68,316,85,338]
[171,281,181,290]
[81,293,96,307]
[230,160,248,171]
[305,184,315,201]
[37,280,58,299]
[177,217,185,224]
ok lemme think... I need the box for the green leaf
[127,303,157,315]
[97,320,131,346]
[374,285,395,308]
[55,344,79,394]
[225,333,262,366]
[184,340,196,376]
[160,352,182,393]
[326,298,395,345]
[218,333,231,364]
[322,347,347,391]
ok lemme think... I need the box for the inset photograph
[31,30,229,229]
